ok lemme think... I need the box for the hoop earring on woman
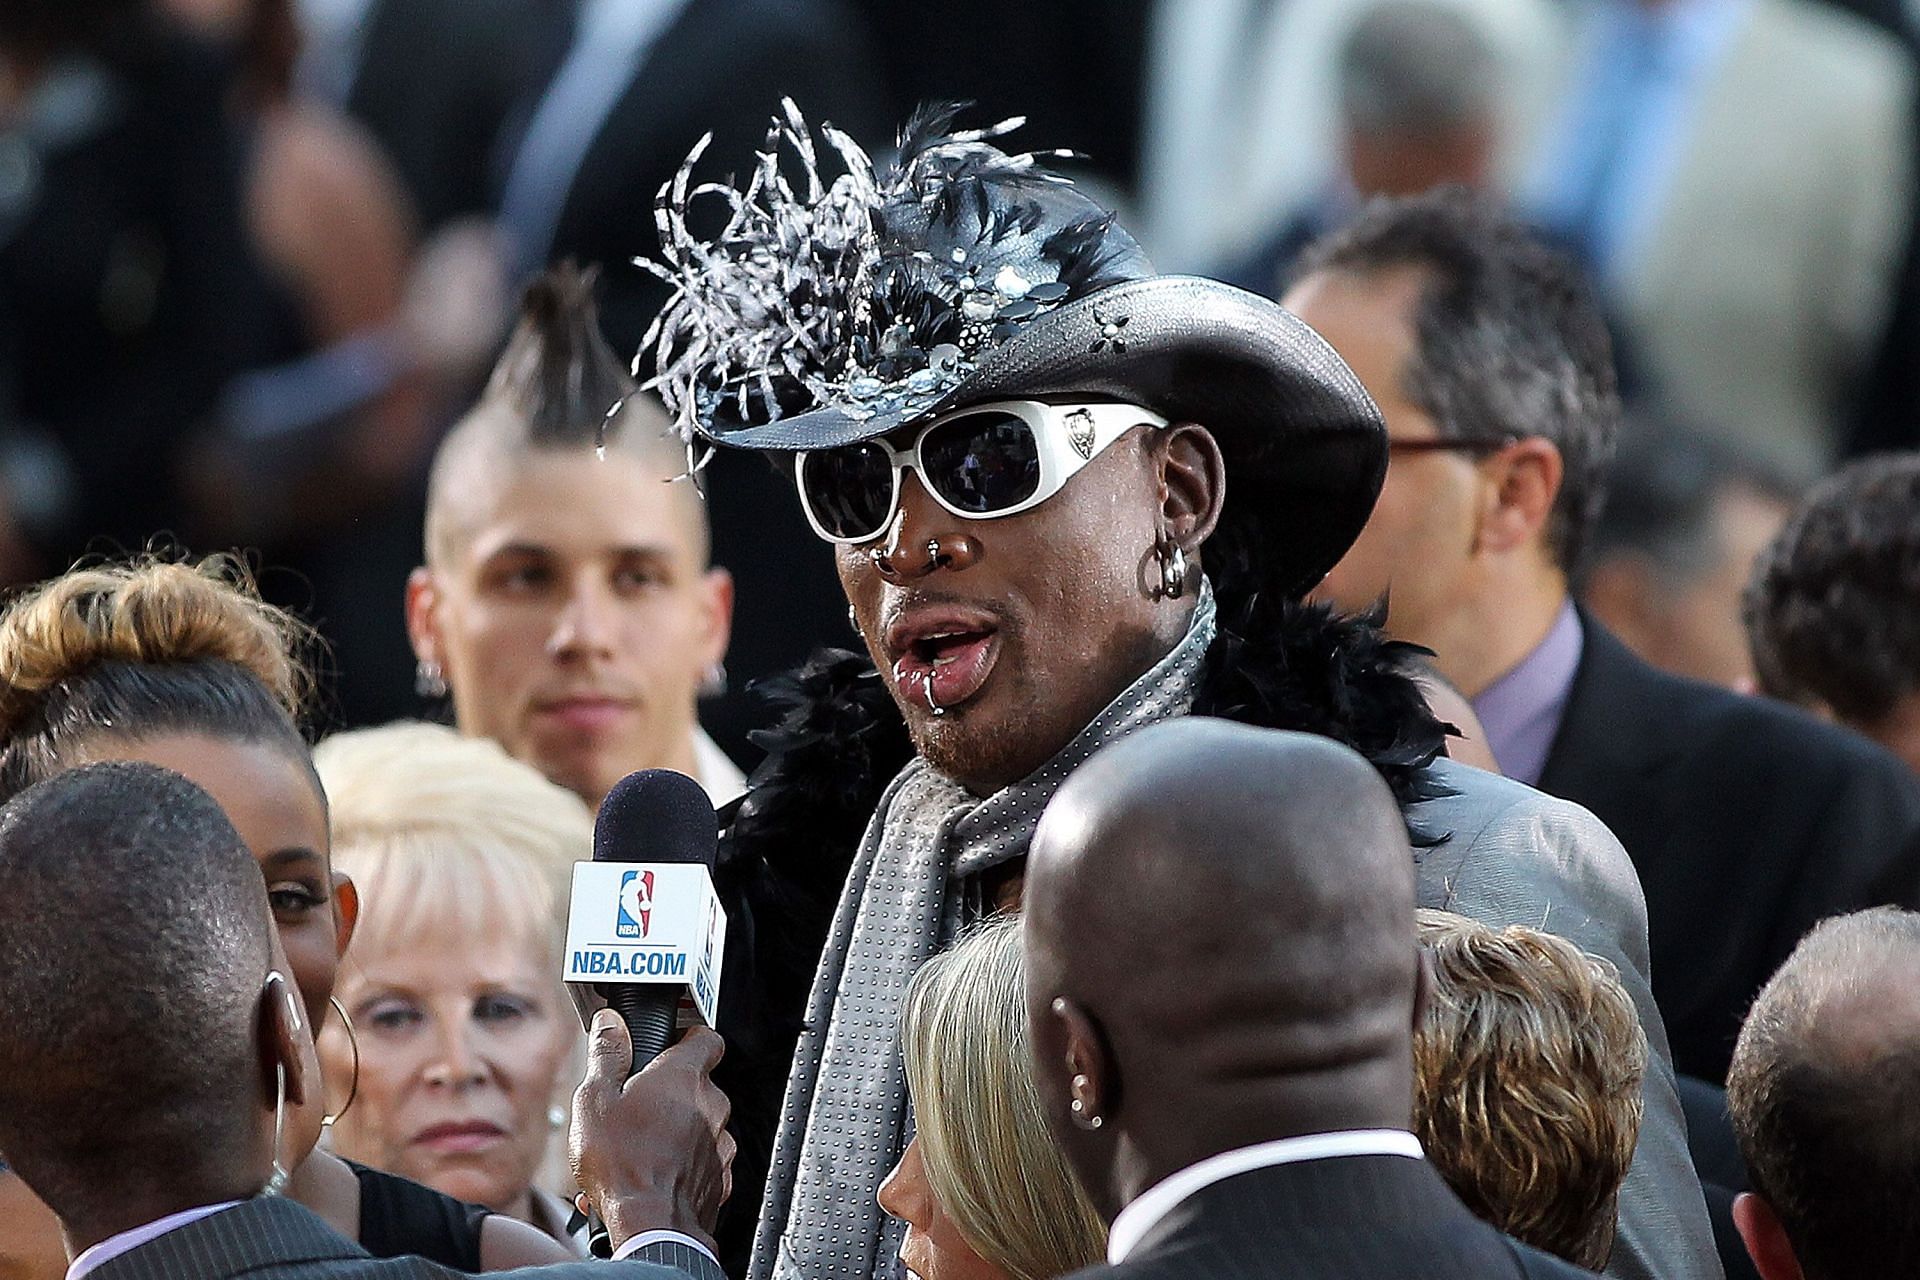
[323,995,360,1129]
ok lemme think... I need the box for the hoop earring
[323,996,359,1129]
[1151,536,1188,601]
[265,1063,291,1196]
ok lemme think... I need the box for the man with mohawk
[643,104,1720,1280]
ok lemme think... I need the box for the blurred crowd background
[2,0,1916,761]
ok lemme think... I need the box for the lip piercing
[920,671,946,717]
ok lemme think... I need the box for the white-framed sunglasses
[794,399,1169,544]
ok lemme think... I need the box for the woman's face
[0,1166,65,1280]
[321,921,575,1215]
[877,1137,1009,1280]
[82,733,346,1030]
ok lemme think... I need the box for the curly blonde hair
[0,556,313,800]
[1412,909,1646,1271]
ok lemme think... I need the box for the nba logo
[617,870,654,939]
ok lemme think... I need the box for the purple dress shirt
[1470,600,1585,786]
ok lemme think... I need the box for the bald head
[1729,908,1920,1280]
[0,762,276,1227]
[1024,720,1422,1214]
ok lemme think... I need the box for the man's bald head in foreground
[1023,719,1423,1220]
[1728,908,1920,1280]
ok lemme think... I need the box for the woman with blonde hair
[314,721,594,1249]
[879,917,1106,1280]
[0,555,571,1274]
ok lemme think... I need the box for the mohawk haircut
[424,264,704,566]
[485,263,638,449]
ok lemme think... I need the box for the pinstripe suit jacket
[1077,1156,1598,1280]
[88,1197,728,1280]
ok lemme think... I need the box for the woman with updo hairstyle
[0,556,571,1275]
[878,917,1107,1280]
[312,721,592,1249]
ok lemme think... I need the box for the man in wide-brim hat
[639,103,1718,1280]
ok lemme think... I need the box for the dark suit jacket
[1539,617,1920,1081]
[1071,1156,1597,1280]
[89,1196,725,1280]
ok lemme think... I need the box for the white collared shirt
[1106,1130,1426,1264]
[692,729,746,808]
[67,1201,244,1279]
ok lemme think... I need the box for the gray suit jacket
[1414,759,1722,1280]
[90,1196,728,1280]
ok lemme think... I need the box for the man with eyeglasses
[643,106,1718,1280]
[1283,189,1920,1092]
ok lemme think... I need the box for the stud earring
[548,1104,568,1130]
[699,661,728,698]
[415,658,448,699]
[1069,1072,1104,1130]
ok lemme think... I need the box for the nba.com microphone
[563,769,727,1077]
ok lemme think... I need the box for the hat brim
[701,276,1386,597]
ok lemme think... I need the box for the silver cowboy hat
[640,102,1385,598]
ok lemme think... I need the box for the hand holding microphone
[569,1011,734,1252]
[561,769,735,1252]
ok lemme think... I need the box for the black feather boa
[705,590,1450,1268]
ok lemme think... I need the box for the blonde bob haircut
[313,721,593,962]
[900,917,1106,1280]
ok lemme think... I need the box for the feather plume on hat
[636,100,1143,467]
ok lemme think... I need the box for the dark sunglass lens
[799,444,894,539]
[921,413,1041,514]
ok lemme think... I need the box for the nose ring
[925,538,942,562]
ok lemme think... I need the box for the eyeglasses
[1387,435,1521,456]
[794,400,1168,544]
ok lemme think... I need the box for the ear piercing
[1069,1072,1104,1129]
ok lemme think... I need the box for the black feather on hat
[638,100,1388,600]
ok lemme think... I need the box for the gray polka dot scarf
[751,582,1218,1280]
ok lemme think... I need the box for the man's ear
[260,972,312,1111]
[699,567,735,670]
[1412,944,1436,1034]
[1472,437,1562,558]
[331,871,359,959]
[404,567,444,669]
[1155,423,1227,554]
[1732,1191,1806,1280]
[1050,995,1117,1126]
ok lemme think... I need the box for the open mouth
[887,615,1001,713]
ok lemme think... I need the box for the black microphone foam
[593,768,718,869]
[591,769,719,1074]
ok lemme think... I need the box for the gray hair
[1294,188,1620,575]
[1340,2,1500,132]
[1728,908,1920,1280]
[900,918,1106,1280]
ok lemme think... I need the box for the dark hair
[1728,908,1920,1280]
[1593,417,1797,583]
[0,556,312,803]
[0,761,271,1219]
[484,263,637,449]
[1743,453,1920,725]
[1293,188,1620,575]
